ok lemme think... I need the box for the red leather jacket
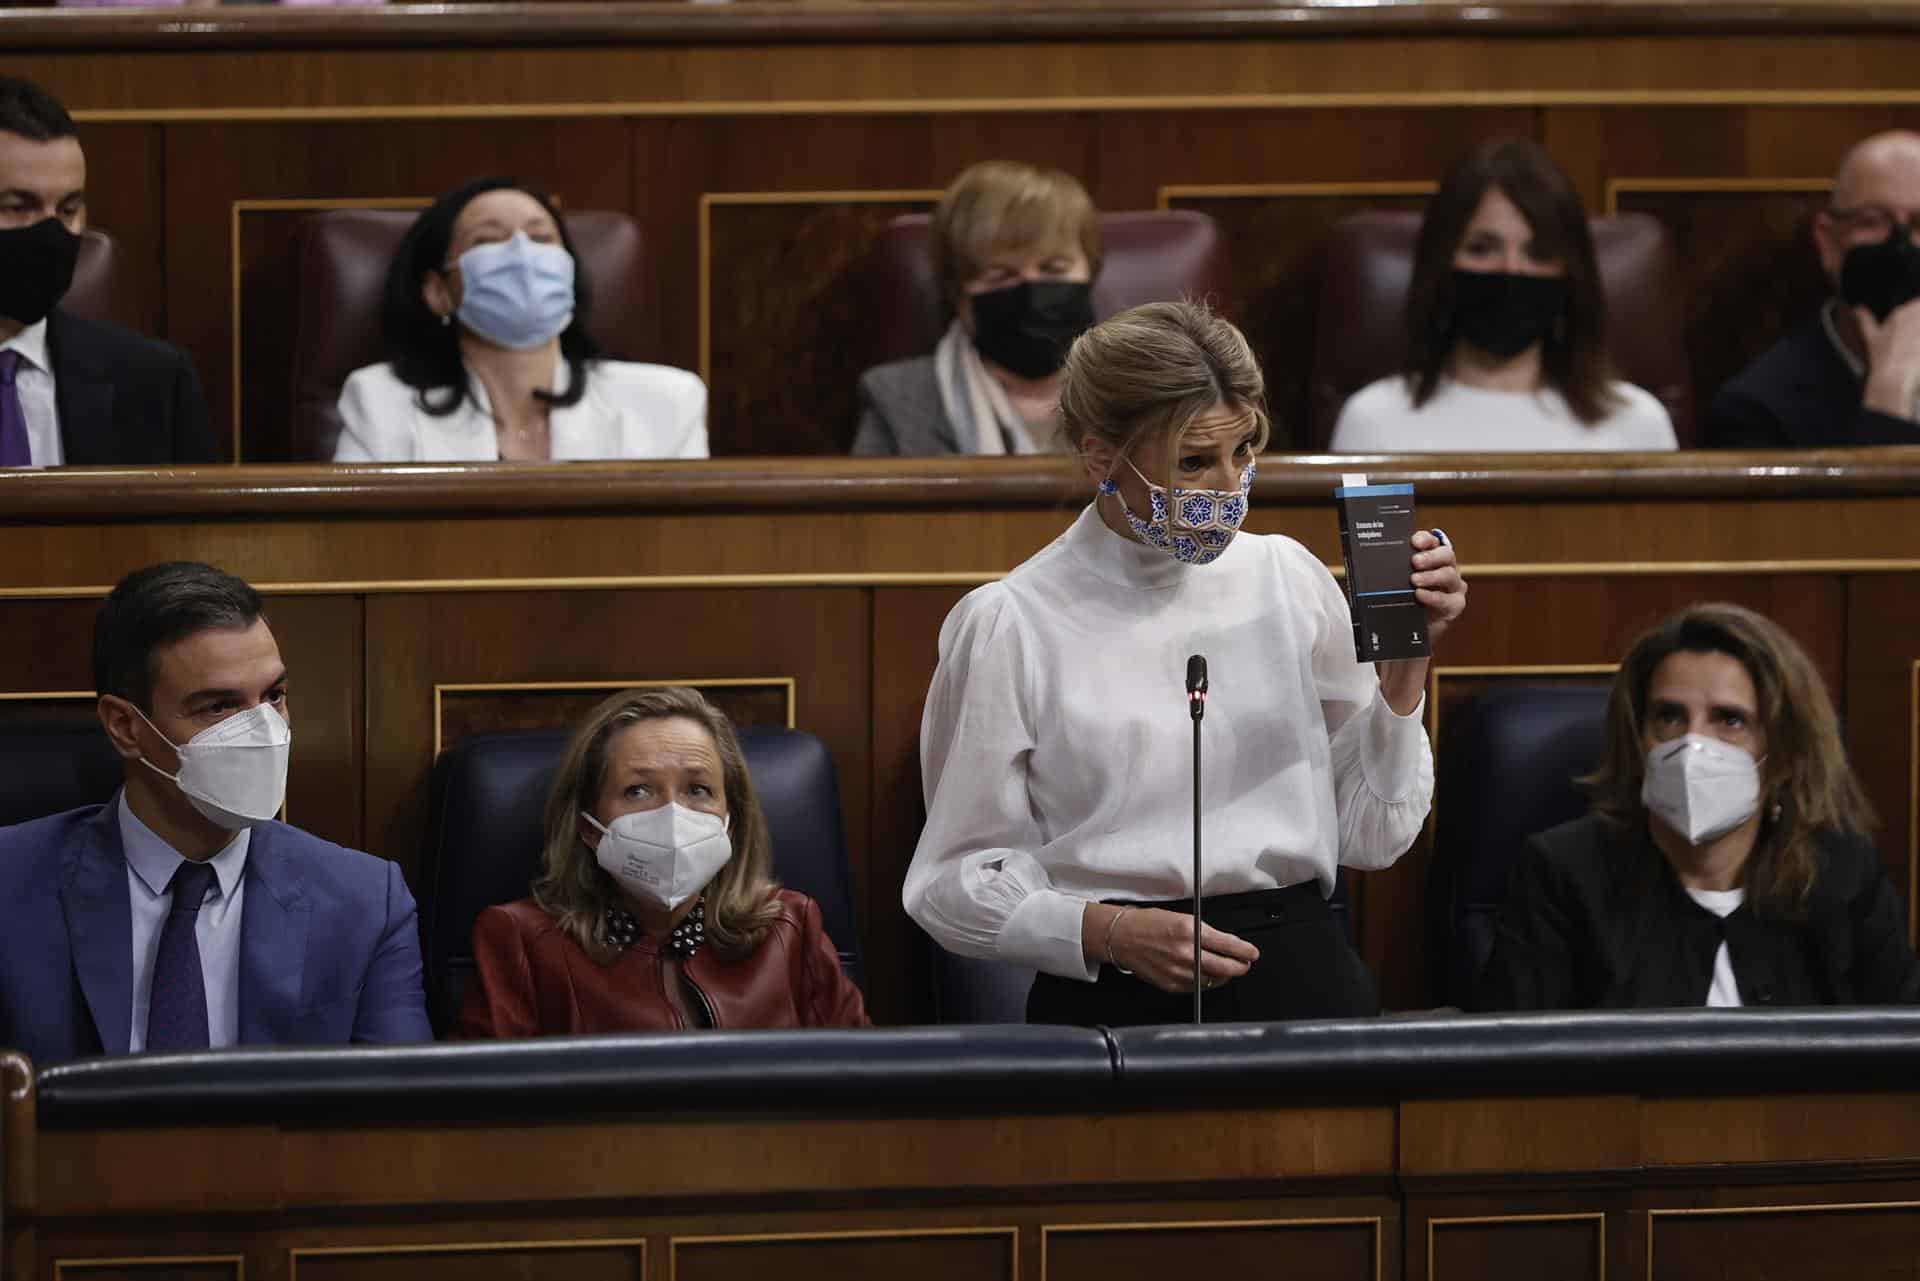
[458,890,869,1036]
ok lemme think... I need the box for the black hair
[383,176,599,417]
[0,77,77,144]
[93,562,264,712]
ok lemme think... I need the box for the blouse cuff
[1364,683,1428,802]
[1000,888,1100,982]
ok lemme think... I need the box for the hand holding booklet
[1333,473,1432,663]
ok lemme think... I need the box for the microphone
[1186,653,1208,1023]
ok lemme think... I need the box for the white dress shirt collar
[1,317,50,373]
[119,790,251,900]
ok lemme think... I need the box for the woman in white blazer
[333,177,707,463]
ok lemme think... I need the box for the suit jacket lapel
[56,806,134,1056]
[237,825,310,1044]
[47,309,116,465]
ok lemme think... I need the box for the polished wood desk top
[6,0,1920,51]
[3,450,1920,518]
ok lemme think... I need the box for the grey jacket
[851,356,963,456]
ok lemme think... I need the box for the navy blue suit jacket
[0,804,430,1066]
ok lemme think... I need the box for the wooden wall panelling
[50,1259,243,1281]
[868,585,971,1022]
[359,586,876,1001]
[1841,573,1920,932]
[0,601,104,699]
[291,1238,646,1281]
[1646,1199,1920,1281]
[162,118,634,462]
[73,122,166,340]
[1422,1212,1605,1281]
[1041,1218,1382,1281]
[673,1228,1013,1281]
[265,594,365,853]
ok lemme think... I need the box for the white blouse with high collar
[903,504,1434,981]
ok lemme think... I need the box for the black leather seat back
[423,726,863,1032]
[1429,684,1610,1007]
[0,721,124,829]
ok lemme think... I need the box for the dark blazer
[457,890,868,1037]
[46,308,218,465]
[1477,813,1920,1011]
[1704,312,1918,449]
[851,356,961,456]
[0,804,431,1067]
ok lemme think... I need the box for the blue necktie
[146,861,219,1052]
[0,350,30,468]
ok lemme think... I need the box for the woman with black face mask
[1330,138,1677,453]
[852,161,1100,457]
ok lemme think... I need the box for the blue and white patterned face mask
[1099,458,1255,565]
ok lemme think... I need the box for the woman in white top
[1330,139,1677,453]
[334,178,706,462]
[903,301,1469,1026]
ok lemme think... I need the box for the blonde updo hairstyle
[931,160,1104,309]
[1058,300,1271,498]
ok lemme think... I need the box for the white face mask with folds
[584,802,732,911]
[1640,733,1764,846]
[134,701,291,831]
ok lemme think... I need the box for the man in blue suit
[0,561,430,1065]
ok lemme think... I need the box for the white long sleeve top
[902,505,1435,982]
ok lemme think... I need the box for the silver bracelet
[1104,906,1134,975]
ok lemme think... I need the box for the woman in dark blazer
[1478,603,1920,1011]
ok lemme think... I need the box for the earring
[438,313,452,328]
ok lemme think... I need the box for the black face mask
[968,279,1095,379]
[1839,225,1920,321]
[1447,269,1568,360]
[0,217,80,328]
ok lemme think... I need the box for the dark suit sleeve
[1702,384,1794,449]
[850,374,899,456]
[1837,407,1920,446]
[351,860,432,1043]
[796,894,869,1028]
[1475,835,1580,1012]
[1844,841,1920,1003]
[167,347,219,463]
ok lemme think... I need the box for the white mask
[1640,734,1763,846]
[135,701,291,831]
[585,803,732,911]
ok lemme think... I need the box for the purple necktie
[0,350,30,468]
[145,860,218,1052]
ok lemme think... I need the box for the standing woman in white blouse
[904,301,1469,1026]
[333,177,707,462]
[1329,139,1677,453]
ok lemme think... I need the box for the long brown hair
[1584,603,1873,916]
[1404,138,1620,425]
[532,686,783,964]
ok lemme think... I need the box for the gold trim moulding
[289,1236,645,1281]
[64,90,1920,127]
[56,1257,245,1279]
[1909,660,1918,944]
[1039,1217,1383,1281]
[1646,1200,1920,1279]
[669,1226,1017,1281]
[432,676,798,757]
[1427,1212,1604,1281]
[10,559,1920,603]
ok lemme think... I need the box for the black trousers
[1026,884,1380,1027]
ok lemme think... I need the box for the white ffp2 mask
[585,803,732,911]
[1640,734,1762,846]
[135,701,291,831]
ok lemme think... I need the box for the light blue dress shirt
[119,793,250,1052]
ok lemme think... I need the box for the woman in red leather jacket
[459,686,868,1035]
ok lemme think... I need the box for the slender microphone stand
[1187,655,1208,1025]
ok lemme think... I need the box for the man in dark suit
[0,77,215,466]
[1705,131,1920,449]
[0,562,430,1066]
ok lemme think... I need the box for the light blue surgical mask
[452,231,576,350]
[1099,458,1255,566]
